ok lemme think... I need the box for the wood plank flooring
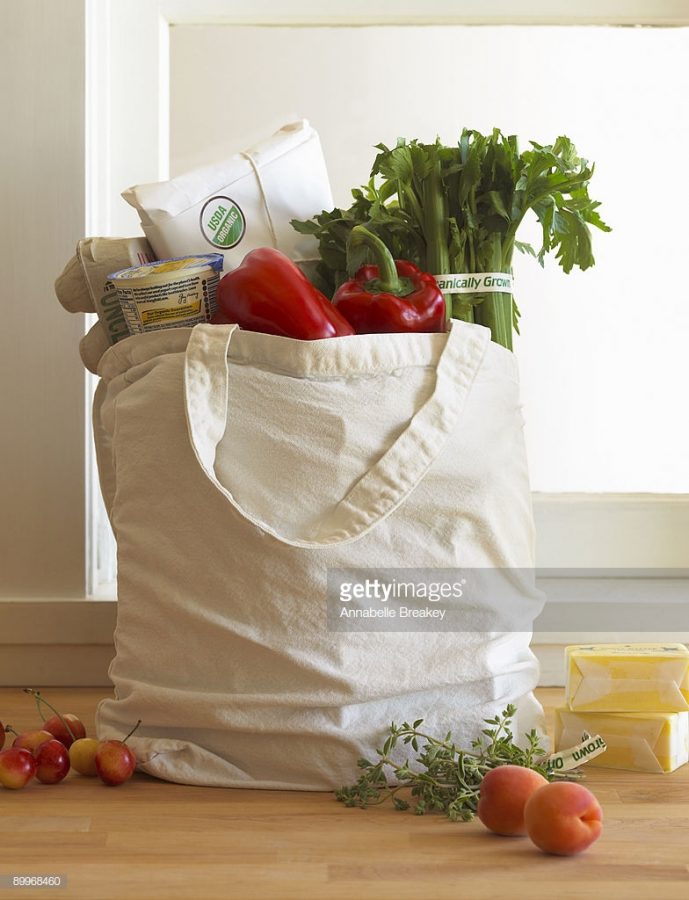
[0,687,688,900]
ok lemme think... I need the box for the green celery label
[435,272,513,294]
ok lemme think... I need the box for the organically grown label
[545,732,607,771]
[435,272,513,294]
[200,196,246,249]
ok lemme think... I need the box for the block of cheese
[555,707,689,773]
[565,643,689,712]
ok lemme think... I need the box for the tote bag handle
[184,322,489,548]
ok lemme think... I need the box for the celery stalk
[423,156,475,323]
[422,157,454,321]
[473,234,513,350]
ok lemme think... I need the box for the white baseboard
[533,493,689,568]
[533,645,567,686]
[1,641,563,688]
[0,600,116,687]
[0,645,114,687]
[4,491,689,686]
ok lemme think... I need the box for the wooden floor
[1,688,688,900]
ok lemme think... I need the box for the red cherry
[12,730,54,754]
[0,748,37,789]
[94,719,141,787]
[23,690,86,749]
[95,741,137,786]
[35,739,71,785]
[43,713,86,749]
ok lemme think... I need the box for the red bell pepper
[211,247,355,339]
[332,226,447,334]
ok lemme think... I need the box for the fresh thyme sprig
[336,705,578,821]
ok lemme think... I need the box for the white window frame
[4,0,689,684]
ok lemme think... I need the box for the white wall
[170,23,689,493]
[0,0,86,597]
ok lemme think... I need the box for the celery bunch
[292,129,610,350]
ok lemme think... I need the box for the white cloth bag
[121,121,332,270]
[94,321,546,789]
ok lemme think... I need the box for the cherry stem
[4,724,19,735]
[122,720,142,744]
[23,688,76,742]
[31,692,45,722]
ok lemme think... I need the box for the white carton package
[122,120,333,270]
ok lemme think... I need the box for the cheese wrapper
[566,643,689,712]
[555,707,689,773]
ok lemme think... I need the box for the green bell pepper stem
[348,226,402,293]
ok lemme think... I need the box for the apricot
[524,781,602,856]
[477,765,548,836]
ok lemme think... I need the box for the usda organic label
[200,196,246,249]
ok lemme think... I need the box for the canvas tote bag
[94,321,546,789]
